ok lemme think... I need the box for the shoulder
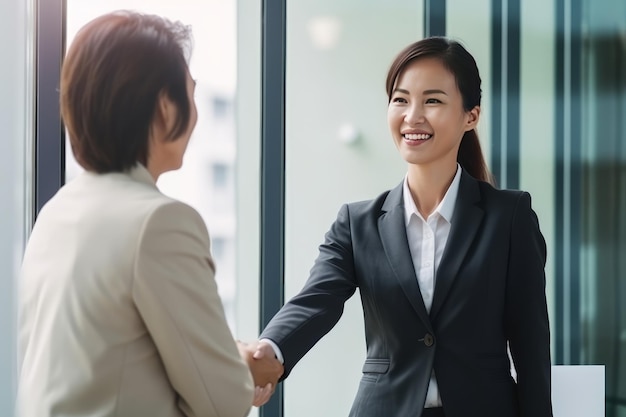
[135,200,213,271]
[63,170,207,239]
[455,171,539,222]
[319,185,401,235]
[474,178,531,211]
[141,199,207,234]
[468,178,542,237]
[94,169,205,225]
[103,172,206,234]
[343,184,400,216]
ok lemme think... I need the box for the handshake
[237,340,284,407]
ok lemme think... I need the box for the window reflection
[580,1,626,414]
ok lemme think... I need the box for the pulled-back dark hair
[61,11,193,173]
[386,37,494,185]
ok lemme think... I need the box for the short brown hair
[61,11,193,173]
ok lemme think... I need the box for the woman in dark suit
[252,37,552,417]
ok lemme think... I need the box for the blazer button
[423,333,434,347]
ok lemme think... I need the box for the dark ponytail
[458,130,495,185]
[386,37,495,186]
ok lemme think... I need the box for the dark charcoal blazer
[261,170,552,417]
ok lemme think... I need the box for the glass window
[284,1,423,415]
[212,163,230,189]
[65,0,256,341]
[212,96,232,120]
[235,2,262,408]
[1,0,33,414]
[446,0,626,414]
[448,0,558,357]
[579,1,626,414]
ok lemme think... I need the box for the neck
[406,162,458,218]
[146,161,162,182]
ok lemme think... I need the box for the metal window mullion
[554,0,582,366]
[505,0,520,189]
[491,0,504,187]
[259,0,286,416]
[424,0,446,37]
[554,0,566,365]
[490,0,520,189]
[35,0,65,219]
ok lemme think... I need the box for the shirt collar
[403,164,462,225]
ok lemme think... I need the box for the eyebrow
[393,88,410,95]
[392,88,448,95]
[423,89,448,95]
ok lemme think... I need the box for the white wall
[283,1,423,415]
[235,0,261,345]
[235,0,261,415]
[0,0,32,414]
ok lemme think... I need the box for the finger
[252,347,265,359]
[253,394,267,407]
[259,384,273,405]
[252,386,263,407]
[260,390,271,405]
[252,384,272,407]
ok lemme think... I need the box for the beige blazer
[17,165,253,417]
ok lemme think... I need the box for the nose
[405,102,425,125]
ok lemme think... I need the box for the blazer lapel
[378,183,432,331]
[430,171,484,320]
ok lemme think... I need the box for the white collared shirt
[403,164,462,408]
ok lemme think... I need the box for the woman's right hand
[236,340,283,406]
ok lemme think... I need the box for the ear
[152,91,176,140]
[464,105,480,131]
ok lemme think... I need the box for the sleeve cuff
[259,338,284,364]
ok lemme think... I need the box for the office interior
[0,0,624,416]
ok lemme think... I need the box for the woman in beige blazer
[17,11,281,417]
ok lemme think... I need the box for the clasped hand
[237,340,284,407]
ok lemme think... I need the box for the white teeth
[404,133,431,140]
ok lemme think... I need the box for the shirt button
[423,333,434,347]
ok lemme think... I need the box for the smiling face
[387,57,479,170]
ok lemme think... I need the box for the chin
[399,152,426,166]
[161,163,183,175]
[170,159,184,171]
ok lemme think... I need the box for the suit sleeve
[260,204,358,380]
[133,201,253,417]
[505,192,553,417]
